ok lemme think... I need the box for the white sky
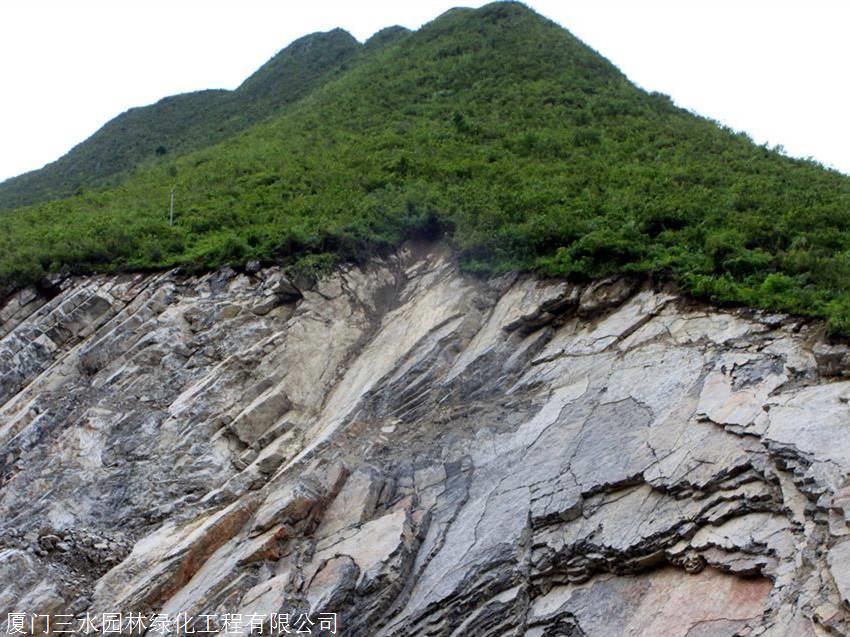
[1,1,848,183]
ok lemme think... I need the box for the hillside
[2,2,850,332]
[0,28,369,210]
[4,5,850,631]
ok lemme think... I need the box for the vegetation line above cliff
[2,2,850,332]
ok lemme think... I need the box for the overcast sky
[1,1,848,183]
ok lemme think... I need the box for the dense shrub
[1,3,849,332]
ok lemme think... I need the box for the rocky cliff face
[2,243,850,636]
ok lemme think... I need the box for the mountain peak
[1,4,849,335]
[0,27,363,211]
[237,28,360,97]
[364,25,411,50]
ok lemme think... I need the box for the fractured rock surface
[2,242,850,635]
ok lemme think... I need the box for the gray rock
[273,276,302,303]
[813,341,850,377]
[0,242,848,636]
[245,260,262,274]
[578,276,637,316]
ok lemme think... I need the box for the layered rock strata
[2,243,850,636]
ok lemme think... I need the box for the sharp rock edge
[1,242,850,636]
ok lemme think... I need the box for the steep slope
[0,28,363,210]
[2,243,850,635]
[1,2,850,332]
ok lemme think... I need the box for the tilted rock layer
[2,242,850,636]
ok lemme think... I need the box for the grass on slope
[0,28,366,210]
[2,2,850,333]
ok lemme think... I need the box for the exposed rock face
[1,242,850,636]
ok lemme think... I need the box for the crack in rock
[1,242,848,637]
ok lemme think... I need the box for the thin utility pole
[169,188,175,226]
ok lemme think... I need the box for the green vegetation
[0,28,373,210]
[2,3,850,332]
